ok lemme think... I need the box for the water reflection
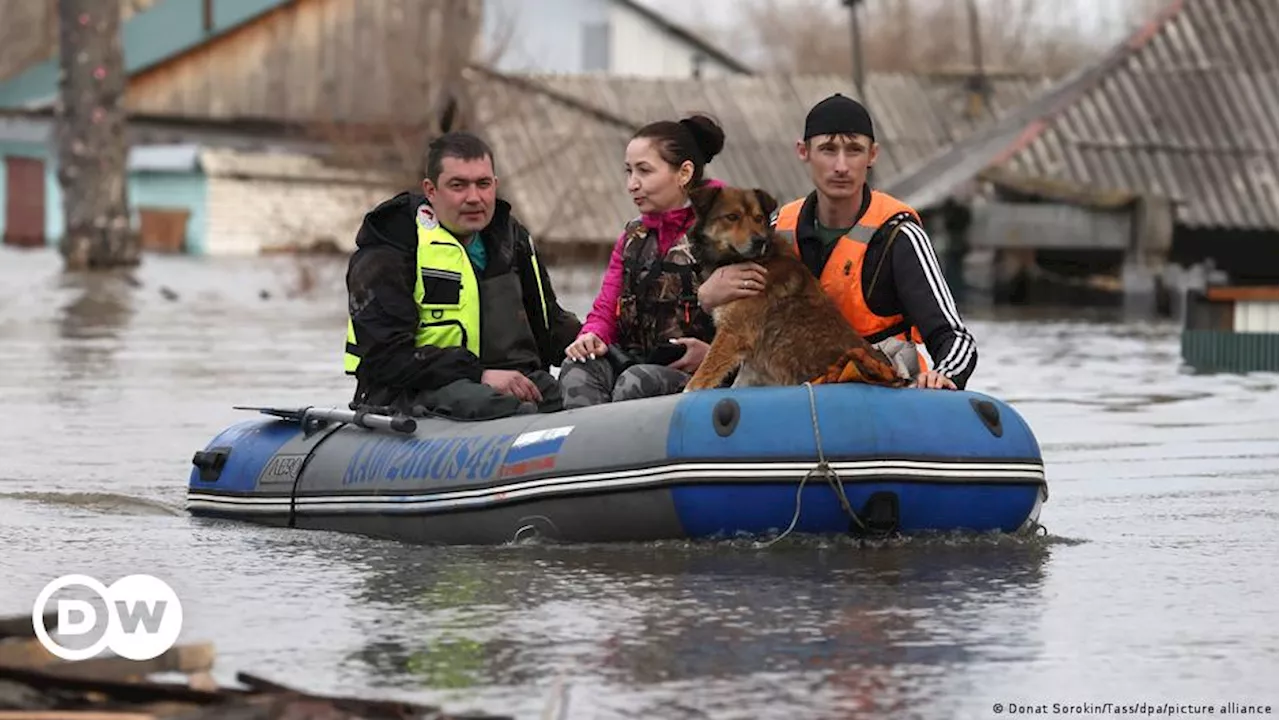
[0,248,1274,719]
[52,269,139,389]
[326,535,1052,715]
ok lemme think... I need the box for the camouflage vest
[614,218,714,357]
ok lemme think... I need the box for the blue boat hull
[186,383,1048,544]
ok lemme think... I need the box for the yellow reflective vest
[344,206,549,375]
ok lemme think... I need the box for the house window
[582,21,611,72]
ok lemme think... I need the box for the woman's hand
[565,331,607,363]
[667,338,710,373]
[697,262,768,311]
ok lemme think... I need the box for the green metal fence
[1181,330,1279,374]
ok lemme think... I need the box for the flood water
[0,247,1276,719]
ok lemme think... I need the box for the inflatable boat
[185,384,1048,545]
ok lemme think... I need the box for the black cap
[804,93,875,141]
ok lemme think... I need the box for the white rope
[755,382,868,548]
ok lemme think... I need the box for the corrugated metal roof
[199,148,394,183]
[128,143,200,172]
[885,49,1128,212]
[991,0,1278,230]
[472,69,1053,244]
[0,114,49,144]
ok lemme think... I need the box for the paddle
[233,405,417,434]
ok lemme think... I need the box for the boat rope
[756,382,870,548]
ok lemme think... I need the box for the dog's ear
[752,188,778,220]
[689,183,722,218]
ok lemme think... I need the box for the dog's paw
[682,380,708,393]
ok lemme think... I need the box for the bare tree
[307,0,582,223]
[309,0,504,192]
[55,0,137,270]
[728,0,1171,77]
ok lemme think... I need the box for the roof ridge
[610,0,753,75]
[466,65,638,132]
[988,0,1187,165]
[0,0,295,108]
[879,39,1131,205]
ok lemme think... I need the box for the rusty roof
[987,0,1278,231]
[469,69,1053,245]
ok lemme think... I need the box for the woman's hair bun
[679,114,725,164]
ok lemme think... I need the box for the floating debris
[0,614,510,720]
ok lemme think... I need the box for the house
[468,68,1052,258]
[1181,285,1278,373]
[0,114,57,248]
[0,0,478,253]
[482,0,751,78]
[0,0,1046,259]
[126,144,394,255]
[0,0,750,89]
[882,0,1279,307]
[0,111,393,254]
[0,0,156,85]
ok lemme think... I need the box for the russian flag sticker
[499,426,575,477]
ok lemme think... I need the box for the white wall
[203,176,389,255]
[482,0,742,78]
[609,1,738,78]
[1234,300,1280,333]
[484,0,611,74]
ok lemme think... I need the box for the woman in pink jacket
[559,114,737,408]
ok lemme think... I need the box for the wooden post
[843,0,865,99]
[964,0,988,117]
[55,0,138,271]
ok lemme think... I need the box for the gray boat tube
[187,383,1049,545]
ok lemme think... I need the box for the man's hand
[697,262,768,311]
[564,331,607,363]
[667,337,709,373]
[914,371,957,390]
[481,369,543,402]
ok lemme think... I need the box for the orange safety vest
[774,190,929,373]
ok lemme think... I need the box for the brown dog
[683,184,907,392]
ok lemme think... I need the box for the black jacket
[345,192,582,400]
[789,187,979,389]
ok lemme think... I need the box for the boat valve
[191,447,231,483]
[712,399,740,437]
[970,399,1004,437]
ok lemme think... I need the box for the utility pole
[842,0,865,99]
[55,0,137,270]
[964,0,989,117]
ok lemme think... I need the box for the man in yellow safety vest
[344,132,582,419]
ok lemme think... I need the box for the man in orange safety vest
[698,93,978,390]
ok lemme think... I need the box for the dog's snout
[750,234,770,253]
